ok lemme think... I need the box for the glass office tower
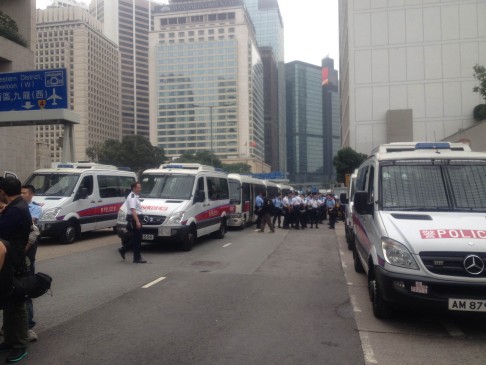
[149,1,265,170]
[244,0,286,172]
[286,61,324,186]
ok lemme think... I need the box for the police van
[24,162,137,243]
[352,142,486,318]
[344,169,358,250]
[117,163,233,251]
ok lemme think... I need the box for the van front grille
[142,215,166,225]
[420,251,486,278]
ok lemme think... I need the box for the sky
[36,0,339,68]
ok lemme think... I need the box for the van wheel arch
[60,219,79,244]
[368,265,393,319]
[181,224,197,251]
[213,217,227,239]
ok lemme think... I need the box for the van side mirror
[354,191,373,214]
[194,189,205,203]
[75,187,89,201]
[340,192,348,205]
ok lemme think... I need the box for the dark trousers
[260,213,274,232]
[328,210,337,228]
[255,211,262,229]
[291,208,300,228]
[3,298,28,348]
[122,221,143,261]
[309,208,319,227]
[272,208,282,227]
[282,207,290,228]
[26,243,37,329]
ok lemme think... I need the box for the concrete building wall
[0,0,36,180]
[339,0,486,155]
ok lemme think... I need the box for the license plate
[449,299,486,312]
[158,227,172,237]
[142,234,154,241]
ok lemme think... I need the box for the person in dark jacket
[0,177,32,363]
[258,192,275,233]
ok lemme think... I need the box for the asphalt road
[21,224,364,365]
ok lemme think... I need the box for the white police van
[24,162,137,243]
[352,142,486,318]
[344,169,358,250]
[117,163,233,251]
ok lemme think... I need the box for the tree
[473,64,486,101]
[86,135,165,174]
[173,150,222,168]
[222,162,252,174]
[0,10,27,47]
[473,64,486,122]
[333,147,367,183]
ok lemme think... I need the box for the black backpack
[13,272,52,299]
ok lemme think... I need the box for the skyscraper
[244,0,286,172]
[36,5,121,161]
[322,56,340,183]
[90,0,151,138]
[339,0,485,155]
[149,0,265,171]
[286,61,324,186]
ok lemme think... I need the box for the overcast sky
[36,0,339,68]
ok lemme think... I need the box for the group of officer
[269,191,342,230]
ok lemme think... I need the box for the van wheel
[345,226,354,250]
[181,226,196,251]
[60,221,78,244]
[370,279,392,319]
[214,218,227,239]
[353,243,365,273]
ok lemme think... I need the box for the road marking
[223,243,232,247]
[360,332,378,364]
[350,294,362,313]
[142,276,166,288]
[439,320,464,337]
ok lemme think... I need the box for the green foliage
[473,64,486,102]
[473,104,486,122]
[333,147,368,183]
[0,10,27,47]
[173,150,222,168]
[221,162,252,174]
[86,135,165,174]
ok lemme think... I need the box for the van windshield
[381,160,486,212]
[24,173,79,197]
[140,174,195,199]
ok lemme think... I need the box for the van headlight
[382,237,419,270]
[40,207,62,221]
[167,211,185,224]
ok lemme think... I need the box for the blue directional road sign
[0,68,68,111]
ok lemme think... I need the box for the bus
[227,174,265,229]
[277,183,293,196]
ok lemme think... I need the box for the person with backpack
[258,192,275,233]
[0,177,32,363]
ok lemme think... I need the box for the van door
[96,174,134,229]
[72,174,97,233]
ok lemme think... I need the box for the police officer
[118,182,146,263]
[272,193,283,228]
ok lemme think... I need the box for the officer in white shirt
[118,182,146,263]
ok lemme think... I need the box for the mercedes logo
[143,215,151,224]
[463,254,485,276]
